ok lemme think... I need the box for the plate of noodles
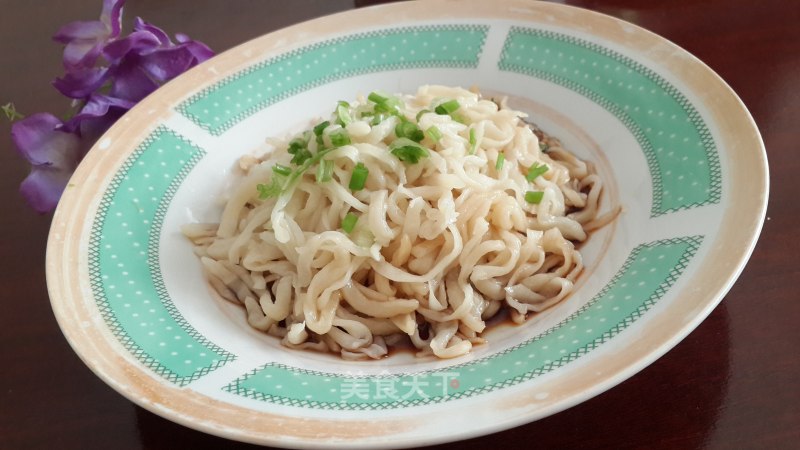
[46,0,767,448]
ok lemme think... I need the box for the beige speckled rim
[46,1,767,448]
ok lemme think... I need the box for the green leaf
[1,102,24,121]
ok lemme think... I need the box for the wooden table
[1,1,797,448]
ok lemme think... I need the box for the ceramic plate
[46,1,768,448]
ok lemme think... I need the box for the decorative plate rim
[45,1,768,448]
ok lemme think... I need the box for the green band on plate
[499,28,721,217]
[178,25,489,135]
[88,127,235,386]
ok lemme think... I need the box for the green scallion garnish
[313,120,330,136]
[287,137,306,155]
[468,128,477,155]
[257,171,288,199]
[316,159,333,182]
[368,92,388,104]
[290,149,312,165]
[336,101,353,126]
[434,99,460,115]
[415,109,431,122]
[370,113,388,125]
[341,212,358,234]
[349,162,369,191]
[395,119,424,143]
[525,191,544,204]
[313,120,329,146]
[368,91,401,114]
[495,152,505,170]
[329,129,351,147]
[426,126,442,143]
[526,163,549,182]
[390,138,430,164]
[539,141,550,152]
[272,164,292,177]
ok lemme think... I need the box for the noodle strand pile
[183,85,609,360]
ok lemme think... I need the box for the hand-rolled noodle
[182,85,615,360]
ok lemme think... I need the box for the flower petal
[11,113,80,169]
[110,57,160,101]
[101,0,126,38]
[61,40,104,71]
[102,29,161,62]
[174,35,215,63]
[64,94,136,135]
[133,17,171,46]
[137,46,197,81]
[53,20,108,43]
[19,167,74,214]
[53,67,110,99]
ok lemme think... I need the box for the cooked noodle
[183,85,614,360]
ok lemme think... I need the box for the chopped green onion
[336,101,353,126]
[313,120,330,136]
[390,138,430,164]
[349,162,369,191]
[426,126,442,143]
[370,113,388,125]
[316,159,333,182]
[468,128,477,154]
[415,109,431,121]
[313,120,329,146]
[329,129,351,147]
[525,191,544,204]
[341,212,358,234]
[272,164,292,177]
[287,137,306,155]
[262,147,337,199]
[257,172,288,199]
[539,141,550,152]
[368,91,401,114]
[290,148,312,165]
[495,152,505,170]
[368,92,389,104]
[526,163,549,182]
[395,119,424,143]
[257,182,279,199]
[434,99,460,115]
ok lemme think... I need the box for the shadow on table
[426,303,733,450]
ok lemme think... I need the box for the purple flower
[11,114,81,213]
[65,93,135,140]
[10,0,215,213]
[53,0,124,70]
[59,13,215,133]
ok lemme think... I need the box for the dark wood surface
[1,1,797,448]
